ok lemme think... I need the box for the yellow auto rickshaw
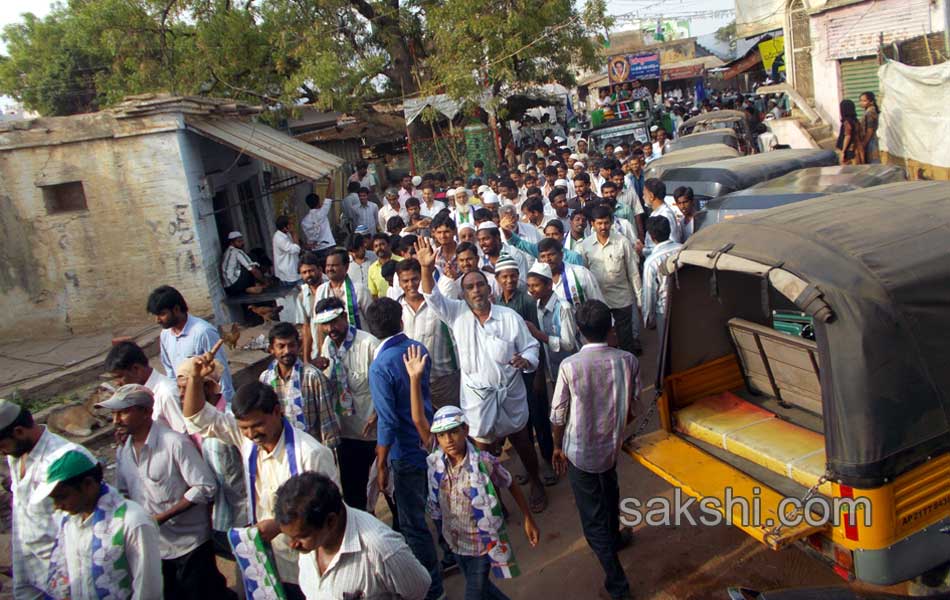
[627,181,950,590]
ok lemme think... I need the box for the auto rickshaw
[645,143,741,181]
[694,164,907,231]
[677,109,757,154]
[668,129,742,154]
[627,181,950,591]
[660,149,838,203]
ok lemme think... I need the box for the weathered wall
[0,122,210,340]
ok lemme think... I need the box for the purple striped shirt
[550,343,640,473]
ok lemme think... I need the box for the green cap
[32,448,98,504]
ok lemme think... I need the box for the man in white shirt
[535,238,604,310]
[641,178,682,258]
[350,188,380,235]
[300,194,335,254]
[221,231,266,296]
[0,400,84,599]
[100,384,231,599]
[37,448,163,600]
[273,215,302,285]
[416,238,549,513]
[641,216,683,336]
[393,258,461,410]
[348,160,379,195]
[397,174,423,205]
[275,472,430,600]
[419,184,446,219]
[312,298,381,511]
[378,188,408,233]
[105,341,182,433]
[183,362,340,599]
[651,126,671,157]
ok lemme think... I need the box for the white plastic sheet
[878,60,950,168]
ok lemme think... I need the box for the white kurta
[423,284,540,441]
[9,429,78,599]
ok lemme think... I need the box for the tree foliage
[0,0,609,116]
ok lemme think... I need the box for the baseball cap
[95,384,154,411]
[33,448,99,502]
[431,406,466,434]
[227,231,243,240]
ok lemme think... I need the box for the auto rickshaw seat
[674,391,831,494]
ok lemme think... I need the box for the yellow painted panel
[628,430,827,549]
[722,420,829,493]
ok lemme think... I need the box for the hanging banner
[758,36,786,74]
[608,52,661,83]
[662,64,705,81]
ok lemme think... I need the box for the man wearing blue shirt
[367,298,443,600]
[147,286,235,402]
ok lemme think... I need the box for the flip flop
[528,485,548,513]
[539,461,559,487]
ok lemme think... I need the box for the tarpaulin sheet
[878,60,950,168]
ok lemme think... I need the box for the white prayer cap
[554,178,570,188]
[458,222,476,232]
[411,175,423,186]
[568,153,579,160]
[477,221,499,232]
[527,262,553,281]
[454,187,471,197]
[477,184,491,195]
[613,147,625,154]
[446,187,458,198]
[574,161,586,168]
[576,138,588,145]
[481,191,500,205]
[650,125,659,133]
[227,231,243,240]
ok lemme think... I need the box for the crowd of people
[5,129,705,600]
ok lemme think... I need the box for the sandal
[539,461,559,486]
[528,484,548,513]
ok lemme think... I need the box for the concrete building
[736,0,946,129]
[0,95,342,341]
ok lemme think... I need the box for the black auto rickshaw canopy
[677,109,749,136]
[645,143,741,180]
[663,181,950,487]
[668,129,740,153]
[660,149,838,199]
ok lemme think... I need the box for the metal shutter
[839,57,879,119]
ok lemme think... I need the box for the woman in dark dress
[836,100,864,165]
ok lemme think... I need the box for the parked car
[694,164,907,230]
[627,181,950,591]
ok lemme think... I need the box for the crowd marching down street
[1,88,896,600]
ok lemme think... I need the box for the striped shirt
[221,245,259,287]
[296,506,431,600]
[550,343,640,473]
[9,428,79,598]
[641,239,682,328]
[436,450,512,557]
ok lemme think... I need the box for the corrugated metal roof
[186,116,344,180]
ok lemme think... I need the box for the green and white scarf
[426,442,520,578]
[45,484,132,600]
